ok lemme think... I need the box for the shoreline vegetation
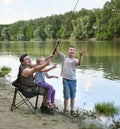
[0,77,120,129]
[1,0,120,42]
[1,36,120,43]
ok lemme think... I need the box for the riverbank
[1,77,119,129]
[0,77,80,129]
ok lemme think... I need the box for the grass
[109,118,120,129]
[94,102,119,116]
[0,66,11,77]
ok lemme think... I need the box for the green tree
[44,24,54,39]
[1,27,10,41]
[95,2,113,40]
[1,0,120,41]
[0,25,4,40]
[71,15,93,40]
[34,27,46,41]
[17,33,25,41]
[96,24,111,40]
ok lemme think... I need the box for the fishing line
[62,0,80,37]
[73,0,80,12]
[52,0,80,55]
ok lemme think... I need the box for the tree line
[0,0,120,41]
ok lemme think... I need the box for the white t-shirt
[59,52,78,80]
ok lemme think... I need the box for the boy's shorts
[63,78,76,99]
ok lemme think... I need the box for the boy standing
[56,40,85,115]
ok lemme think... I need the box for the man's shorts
[63,78,76,99]
[22,86,46,95]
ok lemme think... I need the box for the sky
[0,0,110,25]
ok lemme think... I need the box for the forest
[0,0,120,41]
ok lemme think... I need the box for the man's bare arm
[22,61,50,76]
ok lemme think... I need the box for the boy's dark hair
[19,54,28,63]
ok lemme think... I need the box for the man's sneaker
[40,103,53,111]
[40,105,54,115]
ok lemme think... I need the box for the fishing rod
[52,0,80,55]
[52,39,60,55]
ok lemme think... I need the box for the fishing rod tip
[57,39,61,43]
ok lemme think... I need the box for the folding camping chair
[10,65,40,114]
[10,87,39,114]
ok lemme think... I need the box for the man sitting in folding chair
[11,53,54,115]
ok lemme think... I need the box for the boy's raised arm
[77,50,85,65]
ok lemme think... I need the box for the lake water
[0,41,120,111]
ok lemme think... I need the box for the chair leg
[35,95,39,110]
[10,88,18,111]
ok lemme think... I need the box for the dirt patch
[0,78,78,129]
